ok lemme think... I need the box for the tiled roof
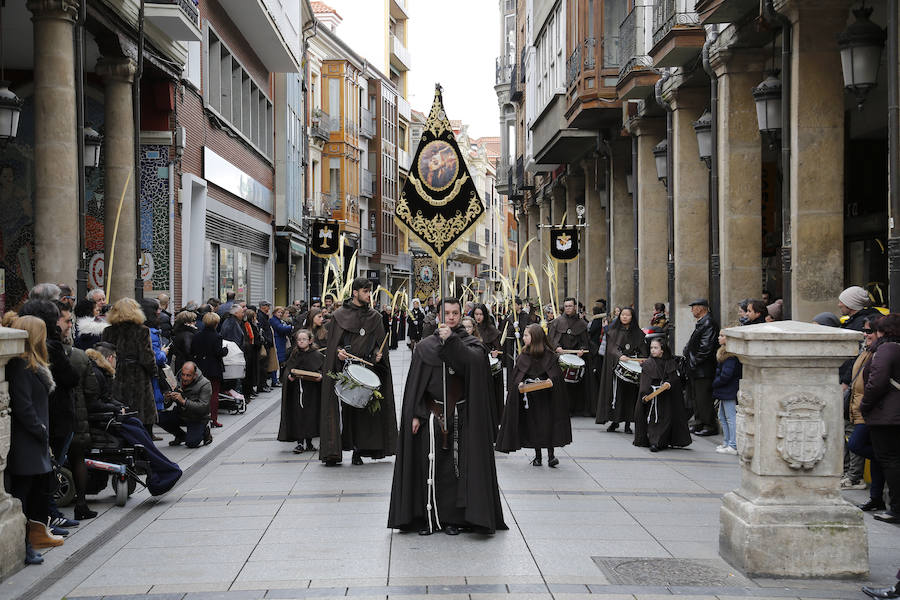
[311,1,341,18]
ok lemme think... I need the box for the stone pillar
[97,56,138,302]
[720,321,867,577]
[713,50,765,327]
[671,88,710,351]
[0,328,27,578]
[634,120,668,327]
[565,169,584,300]
[583,157,607,306]
[609,140,634,309]
[28,0,80,287]
[784,3,847,320]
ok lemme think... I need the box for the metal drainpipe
[631,134,639,317]
[302,19,317,304]
[655,69,675,335]
[702,28,720,325]
[75,0,87,300]
[133,0,145,300]
[889,0,900,311]
[763,0,791,318]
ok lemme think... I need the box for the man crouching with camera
[160,361,213,448]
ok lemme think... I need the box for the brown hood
[86,348,115,375]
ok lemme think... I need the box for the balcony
[390,34,411,72]
[532,93,595,164]
[360,108,375,138]
[146,0,201,41]
[496,56,513,86]
[395,252,412,273]
[313,108,339,133]
[218,0,298,72]
[694,0,759,24]
[361,169,374,198]
[345,117,359,138]
[616,4,659,100]
[320,192,337,217]
[390,0,409,19]
[566,45,582,89]
[602,35,621,69]
[397,95,411,123]
[362,230,377,256]
[650,0,704,68]
[583,37,597,71]
[398,148,411,172]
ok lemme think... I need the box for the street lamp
[752,71,782,139]
[653,139,668,188]
[837,4,886,110]
[0,81,22,140]
[692,109,713,169]
[84,124,102,169]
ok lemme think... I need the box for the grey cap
[259,300,271,306]
[688,298,709,307]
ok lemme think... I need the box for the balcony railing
[503,0,515,13]
[320,192,337,217]
[148,0,200,26]
[313,108,338,133]
[566,45,581,88]
[583,37,597,71]
[398,148,411,172]
[362,230,377,255]
[361,169,374,197]
[396,252,412,273]
[468,240,482,256]
[345,117,359,137]
[602,36,621,68]
[652,0,700,47]
[618,5,652,78]
[360,108,375,138]
[496,56,513,85]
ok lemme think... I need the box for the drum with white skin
[336,363,381,408]
[558,354,586,384]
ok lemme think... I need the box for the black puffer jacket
[66,344,93,447]
[683,313,719,379]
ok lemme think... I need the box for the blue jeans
[158,411,207,448]
[717,398,737,449]
[848,423,886,502]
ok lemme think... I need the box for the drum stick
[642,381,671,403]
[378,332,389,356]
[343,351,374,367]
[619,356,647,363]
[558,349,585,354]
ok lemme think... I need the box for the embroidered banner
[310,220,340,257]
[549,226,579,262]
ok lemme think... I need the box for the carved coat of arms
[735,389,755,464]
[776,392,827,470]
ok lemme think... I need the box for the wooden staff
[558,349,586,354]
[642,381,671,403]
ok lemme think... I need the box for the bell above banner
[395,84,485,262]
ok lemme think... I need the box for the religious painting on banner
[413,254,439,301]
[549,226,579,262]
[311,220,341,258]
[395,86,485,261]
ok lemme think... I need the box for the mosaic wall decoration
[139,145,170,291]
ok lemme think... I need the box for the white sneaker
[716,446,737,455]
[716,444,726,450]
[841,479,867,490]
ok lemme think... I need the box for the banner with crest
[549,226,579,263]
[395,85,485,262]
[310,220,341,258]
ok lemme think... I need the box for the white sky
[327,0,501,138]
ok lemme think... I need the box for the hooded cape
[548,313,595,417]
[633,356,692,449]
[278,347,324,442]
[388,327,507,533]
[596,323,646,424]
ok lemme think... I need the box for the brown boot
[28,519,64,549]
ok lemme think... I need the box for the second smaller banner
[311,220,341,257]
[549,226,579,262]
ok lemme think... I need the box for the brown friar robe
[548,313,595,417]
[277,347,324,442]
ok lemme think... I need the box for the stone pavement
[1,344,897,600]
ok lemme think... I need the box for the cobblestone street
[2,345,897,600]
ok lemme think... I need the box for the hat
[688,299,709,307]
[839,286,870,311]
[259,300,271,307]
[812,312,841,328]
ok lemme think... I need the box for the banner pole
[440,256,449,450]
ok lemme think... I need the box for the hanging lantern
[692,109,713,168]
[652,139,668,187]
[84,124,102,169]
[0,81,22,140]
[752,71,782,136]
[837,4,886,110]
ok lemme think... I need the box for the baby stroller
[220,339,247,415]
[55,411,182,507]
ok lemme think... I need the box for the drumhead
[620,359,642,374]
[346,364,381,389]
[559,354,586,368]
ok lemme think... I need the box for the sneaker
[49,515,79,529]
[50,526,69,537]
[716,444,727,450]
[24,543,43,566]
[842,479,868,490]
[716,446,738,455]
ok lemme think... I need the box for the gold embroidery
[397,190,484,255]
[408,173,469,207]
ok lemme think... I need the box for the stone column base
[0,495,25,580]
[719,491,868,578]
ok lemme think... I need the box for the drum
[558,354,586,384]
[614,358,642,385]
[489,356,501,375]
[335,364,381,408]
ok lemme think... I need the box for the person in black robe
[407,299,425,351]
[548,297,594,417]
[388,298,507,536]
[633,336,692,452]
[278,329,324,453]
[398,307,407,342]
[596,307,646,432]
[587,305,606,389]
[496,324,572,466]
[389,308,400,350]
[319,278,398,466]
[473,303,503,430]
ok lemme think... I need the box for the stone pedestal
[720,321,868,578]
[28,0,80,287]
[633,120,668,327]
[712,50,764,327]
[610,140,634,309]
[97,56,138,302]
[671,88,710,351]
[0,328,27,580]
[582,157,607,307]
